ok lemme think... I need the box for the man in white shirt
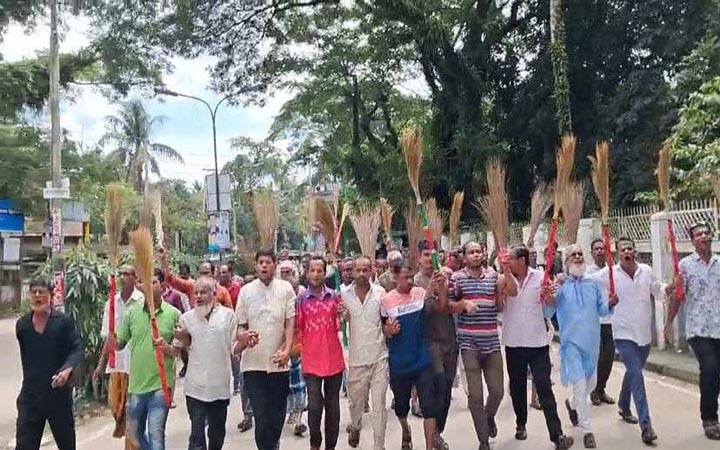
[235,248,296,450]
[585,238,616,407]
[94,265,144,450]
[588,238,661,445]
[341,255,389,450]
[174,276,236,450]
[504,246,574,450]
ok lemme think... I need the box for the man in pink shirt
[295,256,345,450]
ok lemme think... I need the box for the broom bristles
[424,198,446,244]
[252,191,279,249]
[401,126,423,198]
[588,141,610,221]
[314,197,336,252]
[130,227,154,309]
[554,134,576,219]
[380,197,394,245]
[350,203,381,258]
[236,236,257,270]
[528,183,553,247]
[405,202,422,266]
[658,141,671,211]
[561,182,584,244]
[105,184,124,268]
[449,191,464,245]
[473,159,509,248]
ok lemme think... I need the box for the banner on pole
[53,271,64,309]
[51,208,62,252]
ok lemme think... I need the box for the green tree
[101,99,184,192]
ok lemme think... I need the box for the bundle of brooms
[588,141,616,296]
[105,184,124,369]
[474,159,509,255]
[425,198,446,247]
[449,191,464,247]
[252,191,279,250]
[130,227,172,407]
[542,134,576,290]
[380,197,394,250]
[401,126,441,270]
[527,183,553,248]
[350,203,381,257]
[560,181,584,245]
[405,202,423,267]
[658,141,683,301]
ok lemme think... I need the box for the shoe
[434,433,450,450]
[565,399,578,427]
[515,427,527,440]
[618,410,639,424]
[348,428,360,448]
[391,398,396,409]
[641,427,658,445]
[294,423,307,436]
[583,433,596,449]
[237,417,253,433]
[590,392,602,406]
[411,401,423,418]
[286,411,297,427]
[179,366,187,378]
[487,416,498,438]
[599,392,615,404]
[703,421,720,440]
[530,399,543,410]
[555,435,575,450]
[478,441,490,450]
[364,403,371,413]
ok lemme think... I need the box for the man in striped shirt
[447,242,517,450]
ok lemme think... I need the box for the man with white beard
[545,244,617,449]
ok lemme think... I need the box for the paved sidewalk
[641,348,699,384]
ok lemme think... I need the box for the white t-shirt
[234,278,296,373]
[502,268,549,348]
[586,262,613,325]
[341,283,388,367]
[101,289,144,373]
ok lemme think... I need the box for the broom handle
[108,274,117,369]
[541,218,559,303]
[148,309,172,407]
[602,224,616,297]
[416,199,441,271]
[667,218,684,301]
[331,231,349,347]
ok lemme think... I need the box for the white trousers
[347,358,389,450]
[569,373,598,433]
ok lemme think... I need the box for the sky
[2,14,289,185]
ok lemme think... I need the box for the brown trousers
[109,372,138,450]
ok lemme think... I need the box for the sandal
[703,421,720,440]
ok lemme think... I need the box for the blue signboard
[0,199,25,233]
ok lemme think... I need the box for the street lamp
[154,87,234,213]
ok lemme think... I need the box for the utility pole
[49,0,65,311]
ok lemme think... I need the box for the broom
[333,203,350,255]
[560,182,584,245]
[542,134,576,292]
[105,184,124,369]
[449,191,464,247]
[252,191,279,249]
[405,202,423,268]
[588,141,615,296]
[152,190,164,246]
[314,197,337,254]
[401,126,441,270]
[350,203,381,258]
[473,159,509,258]
[658,142,683,301]
[425,198,446,249]
[130,227,171,407]
[380,197,394,250]
[527,183,553,248]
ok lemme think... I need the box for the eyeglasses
[569,252,584,257]
[29,289,49,295]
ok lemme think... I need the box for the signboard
[2,237,20,263]
[51,208,62,252]
[52,271,65,310]
[0,199,24,233]
[43,187,71,199]
[207,211,231,252]
[204,173,232,212]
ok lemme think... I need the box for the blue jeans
[127,390,170,450]
[615,339,652,430]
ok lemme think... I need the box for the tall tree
[101,100,184,192]
[550,0,572,135]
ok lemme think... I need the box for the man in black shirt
[15,278,84,450]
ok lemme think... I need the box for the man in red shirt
[219,264,241,309]
[295,256,345,450]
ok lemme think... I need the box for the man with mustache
[546,244,617,449]
[665,222,720,440]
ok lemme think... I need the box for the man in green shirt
[113,268,181,450]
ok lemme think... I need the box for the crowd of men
[14,221,720,450]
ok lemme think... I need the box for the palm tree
[101,99,184,193]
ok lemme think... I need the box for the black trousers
[689,337,720,422]
[429,341,458,433]
[505,346,563,442]
[16,388,76,450]
[244,371,289,450]
[594,324,615,396]
[186,396,230,450]
[305,372,343,450]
